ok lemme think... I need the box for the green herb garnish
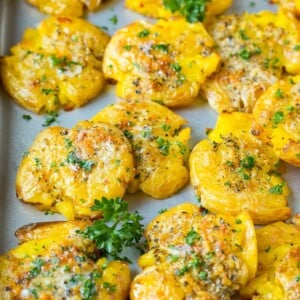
[83,197,144,261]
[163,0,208,23]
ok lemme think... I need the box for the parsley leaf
[66,151,95,172]
[163,0,208,23]
[42,112,59,127]
[269,182,285,195]
[83,197,144,261]
[272,111,284,128]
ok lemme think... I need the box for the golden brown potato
[27,0,102,16]
[103,19,220,107]
[92,100,190,199]
[253,76,300,167]
[189,112,290,224]
[16,121,134,219]
[125,0,232,20]
[240,218,300,299]
[202,11,300,113]
[271,0,300,17]
[131,203,257,299]
[0,221,131,300]
[0,16,110,113]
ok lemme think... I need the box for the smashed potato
[131,203,257,299]
[253,76,300,167]
[103,19,220,107]
[189,112,290,224]
[16,121,134,219]
[271,0,300,17]
[241,217,300,299]
[125,0,232,20]
[92,100,190,199]
[0,221,131,300]
[0,16,110,113]
[202,11,300,113]
[26,0,102,16]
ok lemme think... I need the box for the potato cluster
[1,0,300,299]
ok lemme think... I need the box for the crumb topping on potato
[0,16,110,113]
[189,112,291,224]
[253,76,300,167]
[16,121,134,219]
[92,100,190,199]
[0,221,131,300]
[131,203,257,299]
[103,18,220,107]
[202,11,300,113]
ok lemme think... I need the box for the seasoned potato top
[253,76,300,167]
[0,221,131,300]
[189,112,290,224]
[202,11,300,113]
[0,16,110,113]
[125,0,232,20]
[92,100,190,199]
[241,218,300,299]
[27,0,102,16]
[103,19,220,107]
[16,121,134,219]
[131,203,257,300]
[272,0,300,16]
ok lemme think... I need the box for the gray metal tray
[1,0,300,277]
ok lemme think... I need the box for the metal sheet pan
[1,0,300,279]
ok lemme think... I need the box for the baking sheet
[0,0,300,277]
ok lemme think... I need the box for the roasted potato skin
[203,11,300,113]
[27,0,102,16]
[131,203,257,300]
[0,221,131,300]
[92,100,190,199]
[189,112,290,224]
[241,219,300,299]
[125,0,232,19]
[103,19,220,107]
[0,16,110,113]
[16,121,134,219]
[253,76,300,166]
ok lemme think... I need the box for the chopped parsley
[269,182,285,195]
[102,282,117,293]
[42,111,59,127]
[109,15,118,25]
[170,63,182,72]
[41,88,53,95]
[275,88,284,98]
[66,151,95,172]
[123,45,132,51]
[185,228,201,245]
[163,0,208,23]
[83,197,144,261]
[294,45,300,51]
[240,155,255,169]
[272,111,284,128]
[28,258,45,279]
[239,30,249,40]
[137,29,150,38]
[238,48,251,60]
[22,114,32,121]
[152,43,169,53]
[156,137,171,156]
[198,270,208,280]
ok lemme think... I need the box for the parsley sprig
[83,197,144,261]
[163,0,208,23]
